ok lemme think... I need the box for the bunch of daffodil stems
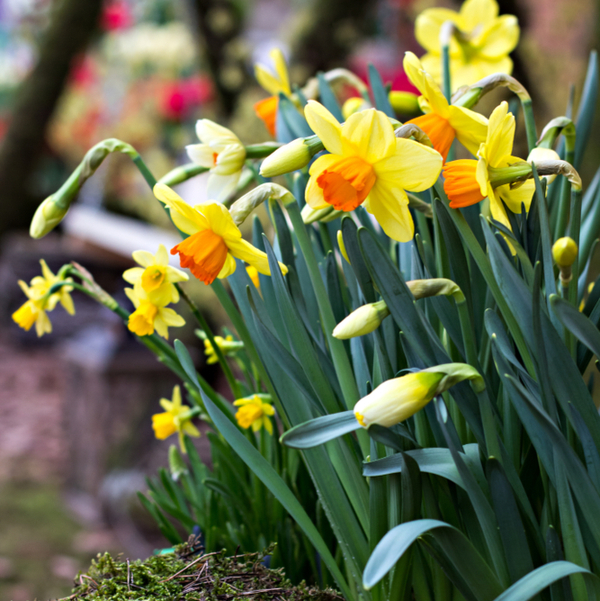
[14,0,600,598]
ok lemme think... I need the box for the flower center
[408,113,456,162]
[443,159,485,209]
[141,266,166,292]
[171,228,229,285]
[235,404,264,429]
[128,300,158,337]
[316,156,376,212]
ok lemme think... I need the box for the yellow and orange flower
[404,52,487,161]
[125,286,185,339]
[254,48,291,136]
[444,101,534,231]
[415,0,519,90]
[304,101,443,242]
[152,385,200,452]
[234,395,275,434]
[154,183,287,285]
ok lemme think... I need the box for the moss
[67,540,342,600]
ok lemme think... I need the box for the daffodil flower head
[185,120,246,201]
[123,244,188,306]
[12,259,75,337]
[153,184,288,285]
[415,0,519,90]
[203,334,243,364]
[152,385,200,452]
[443,101,534,232]
[254,48,291,136]
[125,286,185,339]
[403,52,488,161]
[304,101,443,242]
[234,395,275,434]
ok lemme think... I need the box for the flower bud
[389,91,420,114]
[527,147,561,184]
[333,300,390,339]
[260,137,322,177]
[301,203,336,224]
[229,183,294,225]
[553,237,578,284]
[168,444,188,480]
[30,195,70,239]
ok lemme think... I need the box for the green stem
[286,201,360,408]
[553,147,576,240]
[245,142,282,159]
[442,44,451,102]
[521,99,537,153]
[132,154,158,189]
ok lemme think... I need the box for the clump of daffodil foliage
[69,541,340,601]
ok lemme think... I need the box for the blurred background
[0,0,598,598]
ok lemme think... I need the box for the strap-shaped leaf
[280,411,360,449]
[367,64,394,117]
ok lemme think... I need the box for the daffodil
[125,286,185,339]
[152,385,200,452]
[203,334,244,365]
[123,244,189,306]
[304,101,443,242]
[186,120,246,201]
[12,259,75,337]
[415,0,519,90]
[254,48,291,136]
[234,395,275,434]
[154,183,288,284]
[443,101,534,231]
[404,52,487,161]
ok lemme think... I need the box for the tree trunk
[0,0,104,237]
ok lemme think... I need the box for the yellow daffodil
[125,286,185,339]
[415,0,519,90]
[443,101,534,231]
[123,244,189,306]
[304,101,442,242]
[404,52,487,161]
[153,183,288,284]
[234,395,275,434]
[12,259,75,337]
[152,385,200,452]
[203,334,244,365]
[254,48,291,136]
[186,120,246,201]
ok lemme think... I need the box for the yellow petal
[305,154,340,209]
[60,291,75,315]
[195,119,240,146]
[419,53,443,85]
[403,52,449,117]
[228,238,288,276]
[39,259,55,282]
[304,101,343,155]
[123,267,143,284]
[125,286,141,309]
[263,416,273,435]
[497,179,535,214]
[255,64,284,96]
[132,250,155,268]
[218,253,237,279]
[183,421,200,438]
[35,311,52,337]
[186,143,218,168]
[373,138,442,192]
[159,307,186,327]
[153,184,207,235]
[477,15,519,58]
[448,105,489,156]
[414,8,461,55]
[271,48,290,94]
[484,102,514,167]
[206,172,241,202]
[460,0,498,31]
[341,109,396,163]
[196,202,241,242]
[364,184,414,243]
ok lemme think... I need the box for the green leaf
[574,51,598,168]
[317,72,344,121]
[280,411,360,448]
[368,64,394,117]
[363,519,503,601]
[493,561,600,601]
[400,452,422,524]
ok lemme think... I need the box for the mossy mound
[65,540,342,600]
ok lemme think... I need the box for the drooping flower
[304,101,442,242]
[125,286,185,339]
[404,52,487,161]
[254,48,291,136]
[415,0,519,90]
[234,395,275,434]
[123,244,189,306]
[443,101,534,231]
[154,183,288,285]
[12,260,75,337]
[152,385,200,452]
[203,334,244,365]
[186,120,246,201]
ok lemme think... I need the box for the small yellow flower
[152,385,200,452]
[203,334,243,364]
[154,183,288,285]
[443,101,534,232]
[125,287,185,339]
[304,101,442,242]
[185,120,246,201]
[403,52,487,161]
[233,395,275,434]
[254,48,291,136]
[415,0,519,90]
[12,259,75,337]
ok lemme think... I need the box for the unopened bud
[389,91,420,114]
[168,444,188,478]
[553,237,578,284]
[452,73,531,109]
[527,147,561,184]
[301,203,344,224]
[230,183,294,225]
[333,301,390,339]
[260,136,324,178]
[30,195,70,239]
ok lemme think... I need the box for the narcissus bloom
[12,260,75,337]
[415,0,519,90]
[234,395,275,434]
[203,334,244,364]
[444,101,534,231]
[125,286,185,339]
[186,120,246,201]
[154,183,288,285]
[254,48,291,136]
[123,244,188,306]
[304,101,442,242]
[152,385,200,452]
[404,52,487,161]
